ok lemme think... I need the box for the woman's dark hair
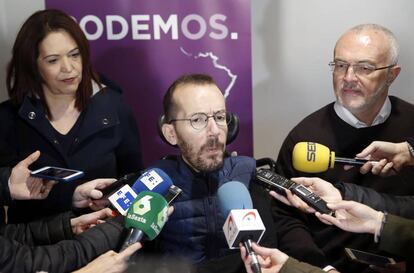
[6,9,100,115]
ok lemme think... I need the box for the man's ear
[387,65,401,86]
[162,123,178,145]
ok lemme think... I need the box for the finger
[261,256,272,268]
[40,180,56,198]
[118,242,142,260]
[268,191,291,207]
[315,212,336,225]
[250,243,277,258]
[326,200,356,211]
[95,178,117,190]
[371,159,388,175]
[285,191,314,213]
[356,142,378,159]
[19,151,41,168]
[87,208,113,222]
[343,165,354,171]
[359,162,375,174]
[380,162,395,176]
[167,206,174,217]
[291,177,313,187]
[89,199,109,211]
[240,245,247,260]
[89,189,103,200]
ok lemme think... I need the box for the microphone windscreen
[292,142,335,173]
[125,191,169,240]
[132,168,172,196]
[217,181,253,217]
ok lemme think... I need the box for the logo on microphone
[140,170,164,190]
[132,195,153,215]
[240,211,258,227]
[108,185,137,216]
[307,142,316,162]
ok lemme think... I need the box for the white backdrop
[1,0,414,160]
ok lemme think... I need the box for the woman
[0,9,144,223]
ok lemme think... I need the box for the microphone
[121,190,169,251]
[130,168,172,196]
[108,168,173,215]
[217,181,265,273]
[292,142,369,173]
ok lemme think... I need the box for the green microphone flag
[125,191,168,240]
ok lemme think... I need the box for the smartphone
[101,173,139,198]
[31,166,84,182]
[165,184,182,205]
[344,248,396,267]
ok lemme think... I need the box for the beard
[178,136,225,172]
[336,81,388,115]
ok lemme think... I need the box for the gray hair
[348,24,399,64]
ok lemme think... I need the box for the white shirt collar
[92,80,105,96]
[334,97,391,128]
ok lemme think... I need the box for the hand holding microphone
[107,168,178,216]
[120,190,169,251]
[240,243,289,273]
[357,141,413,176]
[292,142,371,173]
[217,181,265,273]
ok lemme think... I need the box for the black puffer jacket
[0,211,124,273]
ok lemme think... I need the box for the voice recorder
[256,169,332,215]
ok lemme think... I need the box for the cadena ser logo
[307,142,316,162]
[75,13,238,41]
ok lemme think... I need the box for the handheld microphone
[130,168,172,196]
[217,181,265,273]
[121,191,169,251]
[292,142,369,173]
[108,168,173,215]
[101,173,139,198]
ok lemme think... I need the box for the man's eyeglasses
[169,111,229,130]
[328,61,395,76]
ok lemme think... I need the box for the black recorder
[256,169,332,215]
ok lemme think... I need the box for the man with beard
[275,24,414,272]
[141,74,288,273]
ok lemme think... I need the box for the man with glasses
[140,74,298,272]
[275,24,414,272]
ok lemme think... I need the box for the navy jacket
[149,156,278,272]
[0,88,144,223]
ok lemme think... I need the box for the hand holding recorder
[255,169,333,215]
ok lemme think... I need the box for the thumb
[89,189,103,200]
[326,200,356,211]
[251,243,274,257]
[19,151,41,168]
[119,242,142,260]
[356,143,377,159]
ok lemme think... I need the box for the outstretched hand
[9,151,56,200]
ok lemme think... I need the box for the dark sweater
[275,96,414,272]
